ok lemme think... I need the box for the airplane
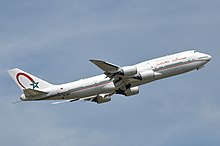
[8,50,211,104]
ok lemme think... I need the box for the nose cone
[203,53,212,62]
[207,54,212,61]
[198,52,212,62]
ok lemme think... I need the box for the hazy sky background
[1,0,220,145]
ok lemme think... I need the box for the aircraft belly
[130,79,154,87]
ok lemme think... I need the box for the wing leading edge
[90,59,120,73]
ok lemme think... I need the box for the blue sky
[1,0,220,145]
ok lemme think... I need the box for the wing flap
[52,99,79,105]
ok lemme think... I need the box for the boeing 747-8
[8,50,211,104]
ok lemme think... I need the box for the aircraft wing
[90,59,138,90]
[90,59,119,73]
[90,59,122,80]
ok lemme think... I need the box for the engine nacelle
[92,96,111,104]
[135,70,155,81]
[119,66,137,77]
[124,86,139,96]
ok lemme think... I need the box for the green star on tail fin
[30,82,39,89]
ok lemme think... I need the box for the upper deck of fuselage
[135,50,196,67]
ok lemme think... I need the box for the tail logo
[16,73,39,89]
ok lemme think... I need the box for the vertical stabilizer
[8,68,53,91]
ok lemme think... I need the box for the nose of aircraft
[207,54,212,61]
[203,53,212,61]
[198,52,212,61]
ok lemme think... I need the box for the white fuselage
[20,50,211,101]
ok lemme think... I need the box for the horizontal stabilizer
[24,89,48,98]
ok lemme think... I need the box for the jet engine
[124,86,139,96]
[135,70,155,81]
[92,96,111,104]
[119,66,137,77]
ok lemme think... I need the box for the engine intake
[92,96,111,104]
[124,86,139,96]
[119,66,137,77]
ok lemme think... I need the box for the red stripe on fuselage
[69,81,111,94]
[156,60,205,71]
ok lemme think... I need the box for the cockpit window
[194,50,197,53]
